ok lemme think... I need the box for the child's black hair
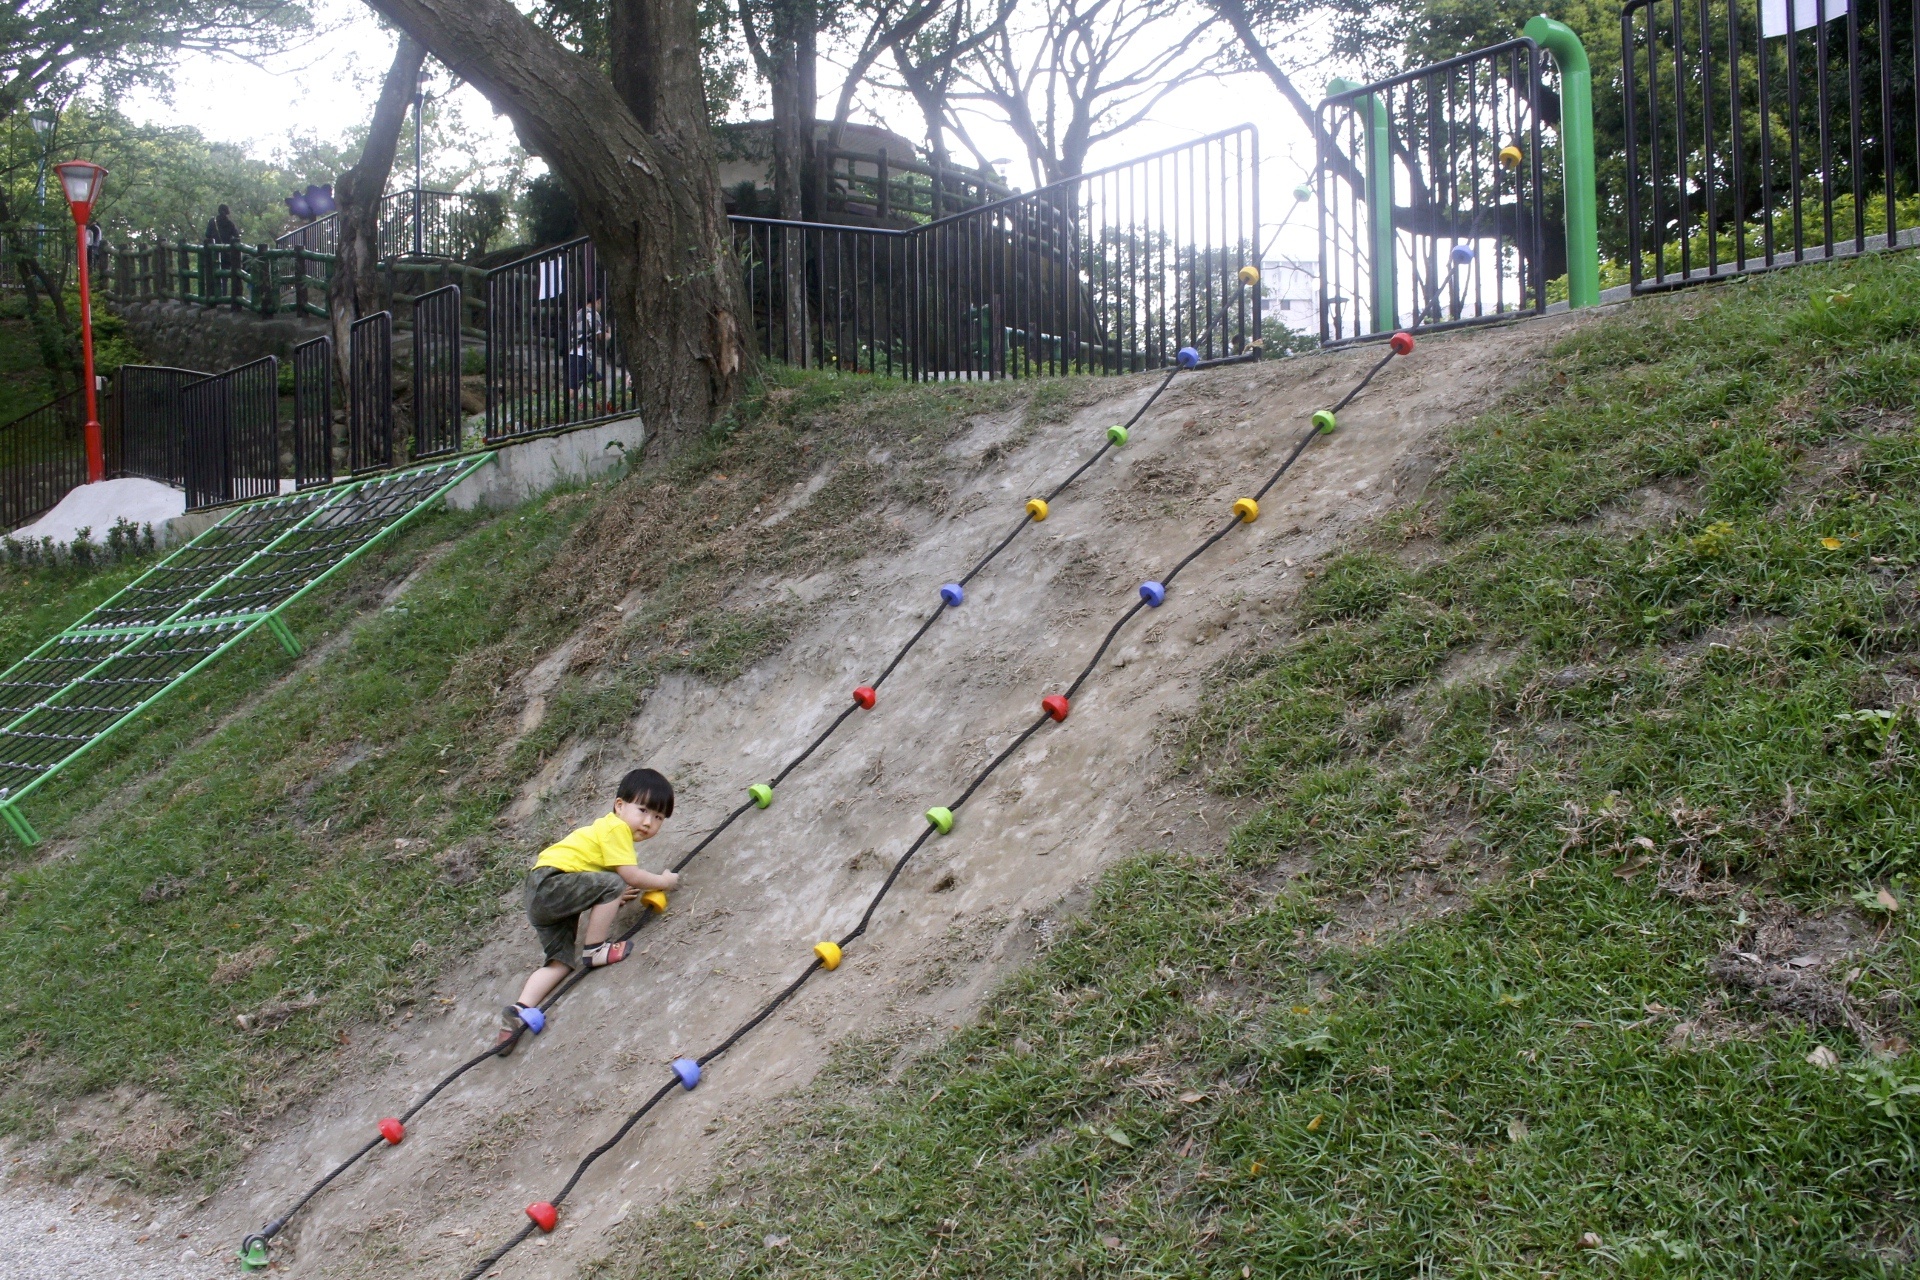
[616,767,674,818]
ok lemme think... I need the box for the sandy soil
[4,312,1588,1279]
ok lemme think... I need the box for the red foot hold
[853,685,876,710]
[1389,331,1415,355]
[377,1116,405,1145]
[1042,694,1070,722]
[526,1202,559,1232]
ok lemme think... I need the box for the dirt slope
[33,313,1588,1279]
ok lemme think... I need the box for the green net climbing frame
[0,455,492,846]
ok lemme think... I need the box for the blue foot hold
[1449,244,1475,266]
[672,1057,702,1090]
[520,1006,546,1034]
[1139,581,1166,607]
[940,583,965,607]
[1176,346,1200,369]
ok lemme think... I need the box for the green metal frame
[1327,77,1397,333]
[1524,15,1599,310]
[0,454,493,846]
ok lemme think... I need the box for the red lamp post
[55,160,107,483]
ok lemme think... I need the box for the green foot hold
[239,1235,271,1271]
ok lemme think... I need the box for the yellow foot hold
[642,890,668,912]
[814,941,843,970]
[1232,497,1259,523]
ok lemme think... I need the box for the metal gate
[411,284,463,458]
[182,358,280,510]
[113,366,205,490]
[1622,0,1920,290]
[1318,39,1551,343]
[349,311,393,474]
[291,336,333,489]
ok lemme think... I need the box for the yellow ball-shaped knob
[642,890,668,912]
[1499,144,1523,169]
[1238,265,1260,286]
[814,941,843,970]
[1232,497,1259,523]
[1026,497,1049,521]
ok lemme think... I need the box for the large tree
[958,0,1223,186]
[361,0,749,447]
[329,36,426,399]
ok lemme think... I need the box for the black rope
[454,336,1412,1280]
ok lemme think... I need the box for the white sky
[121,0,1326,260]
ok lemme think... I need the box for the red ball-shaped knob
[377,1116,405,1145]
[526,1201,559,1232]
[853,685,876,710]
[1042,694,1070,722]
[1389,331,1415,355]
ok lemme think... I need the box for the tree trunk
[329,36,426,400]
[364,0,748,451]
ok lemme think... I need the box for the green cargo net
[0,454,492,847]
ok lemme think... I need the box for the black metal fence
[183,358,281,510]
[350,312,394,474]
[292,337,333,489]
[112,367,204,489]
[0,390,87,534]
[484,239,637,441]
[732,127,1262,379]
[412,285,464,458]
[1317,39,1550,344]
[1622,0,1920,290]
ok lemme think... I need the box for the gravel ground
[0,1179,227,1280]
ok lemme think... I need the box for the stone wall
[114,300,328,374]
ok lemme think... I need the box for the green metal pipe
[1524,15,1599,308]
[1328,77,1398,332]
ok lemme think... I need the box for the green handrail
[1328,77,1397,332]
[1525,15,1599,309]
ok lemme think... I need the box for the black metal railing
[112,366,204,489]
[183,358,280,511]
[350,312,394,474]
[732,126,1261,379]
[273,189,501,262]
[412,285,463,458]
[819,145,1012,224]
[1622,0,1920,291]
[484,239,638,442]
[0,389,87,534]
[1317,39,1550,344]
[292,337,334,490]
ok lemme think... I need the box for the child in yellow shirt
[497,768,679,1051]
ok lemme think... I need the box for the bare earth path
[4,313,1588,1279]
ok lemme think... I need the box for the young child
[498,767,680,1051]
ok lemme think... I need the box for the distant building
[1261,256,1319,323]
[715,121,1011,227]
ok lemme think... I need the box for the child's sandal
[582,940,630,968]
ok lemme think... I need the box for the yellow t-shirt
[534,812,638,874]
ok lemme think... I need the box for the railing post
[1328,77,1396,333]
[877,150,890,222]
[258,244,277,316]
[293,247,308,315]
[1525,15,1599,308]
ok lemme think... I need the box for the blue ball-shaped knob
[940,583,965,607]
[1176,346,1200,369]
[520,1006,546,1034]
[1139,581,1166,607]
[1449,244,1475,266]
[672,1057,701,1089]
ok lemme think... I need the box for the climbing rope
[236,287,1266,1271]
[452,332,1417,1280]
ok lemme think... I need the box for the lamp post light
[28,110,58,212]
[54,159,107,483]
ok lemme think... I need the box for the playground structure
[0,456,490,848]
[1316,18,1600,344]
[215,280,1411,1272]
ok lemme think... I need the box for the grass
[0,362,1114,1190]
[595,253,1920,1276]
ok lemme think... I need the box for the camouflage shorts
[524,866,626,968]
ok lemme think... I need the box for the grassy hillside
[599,255,1920,1275]
[0,369,1101,1188]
